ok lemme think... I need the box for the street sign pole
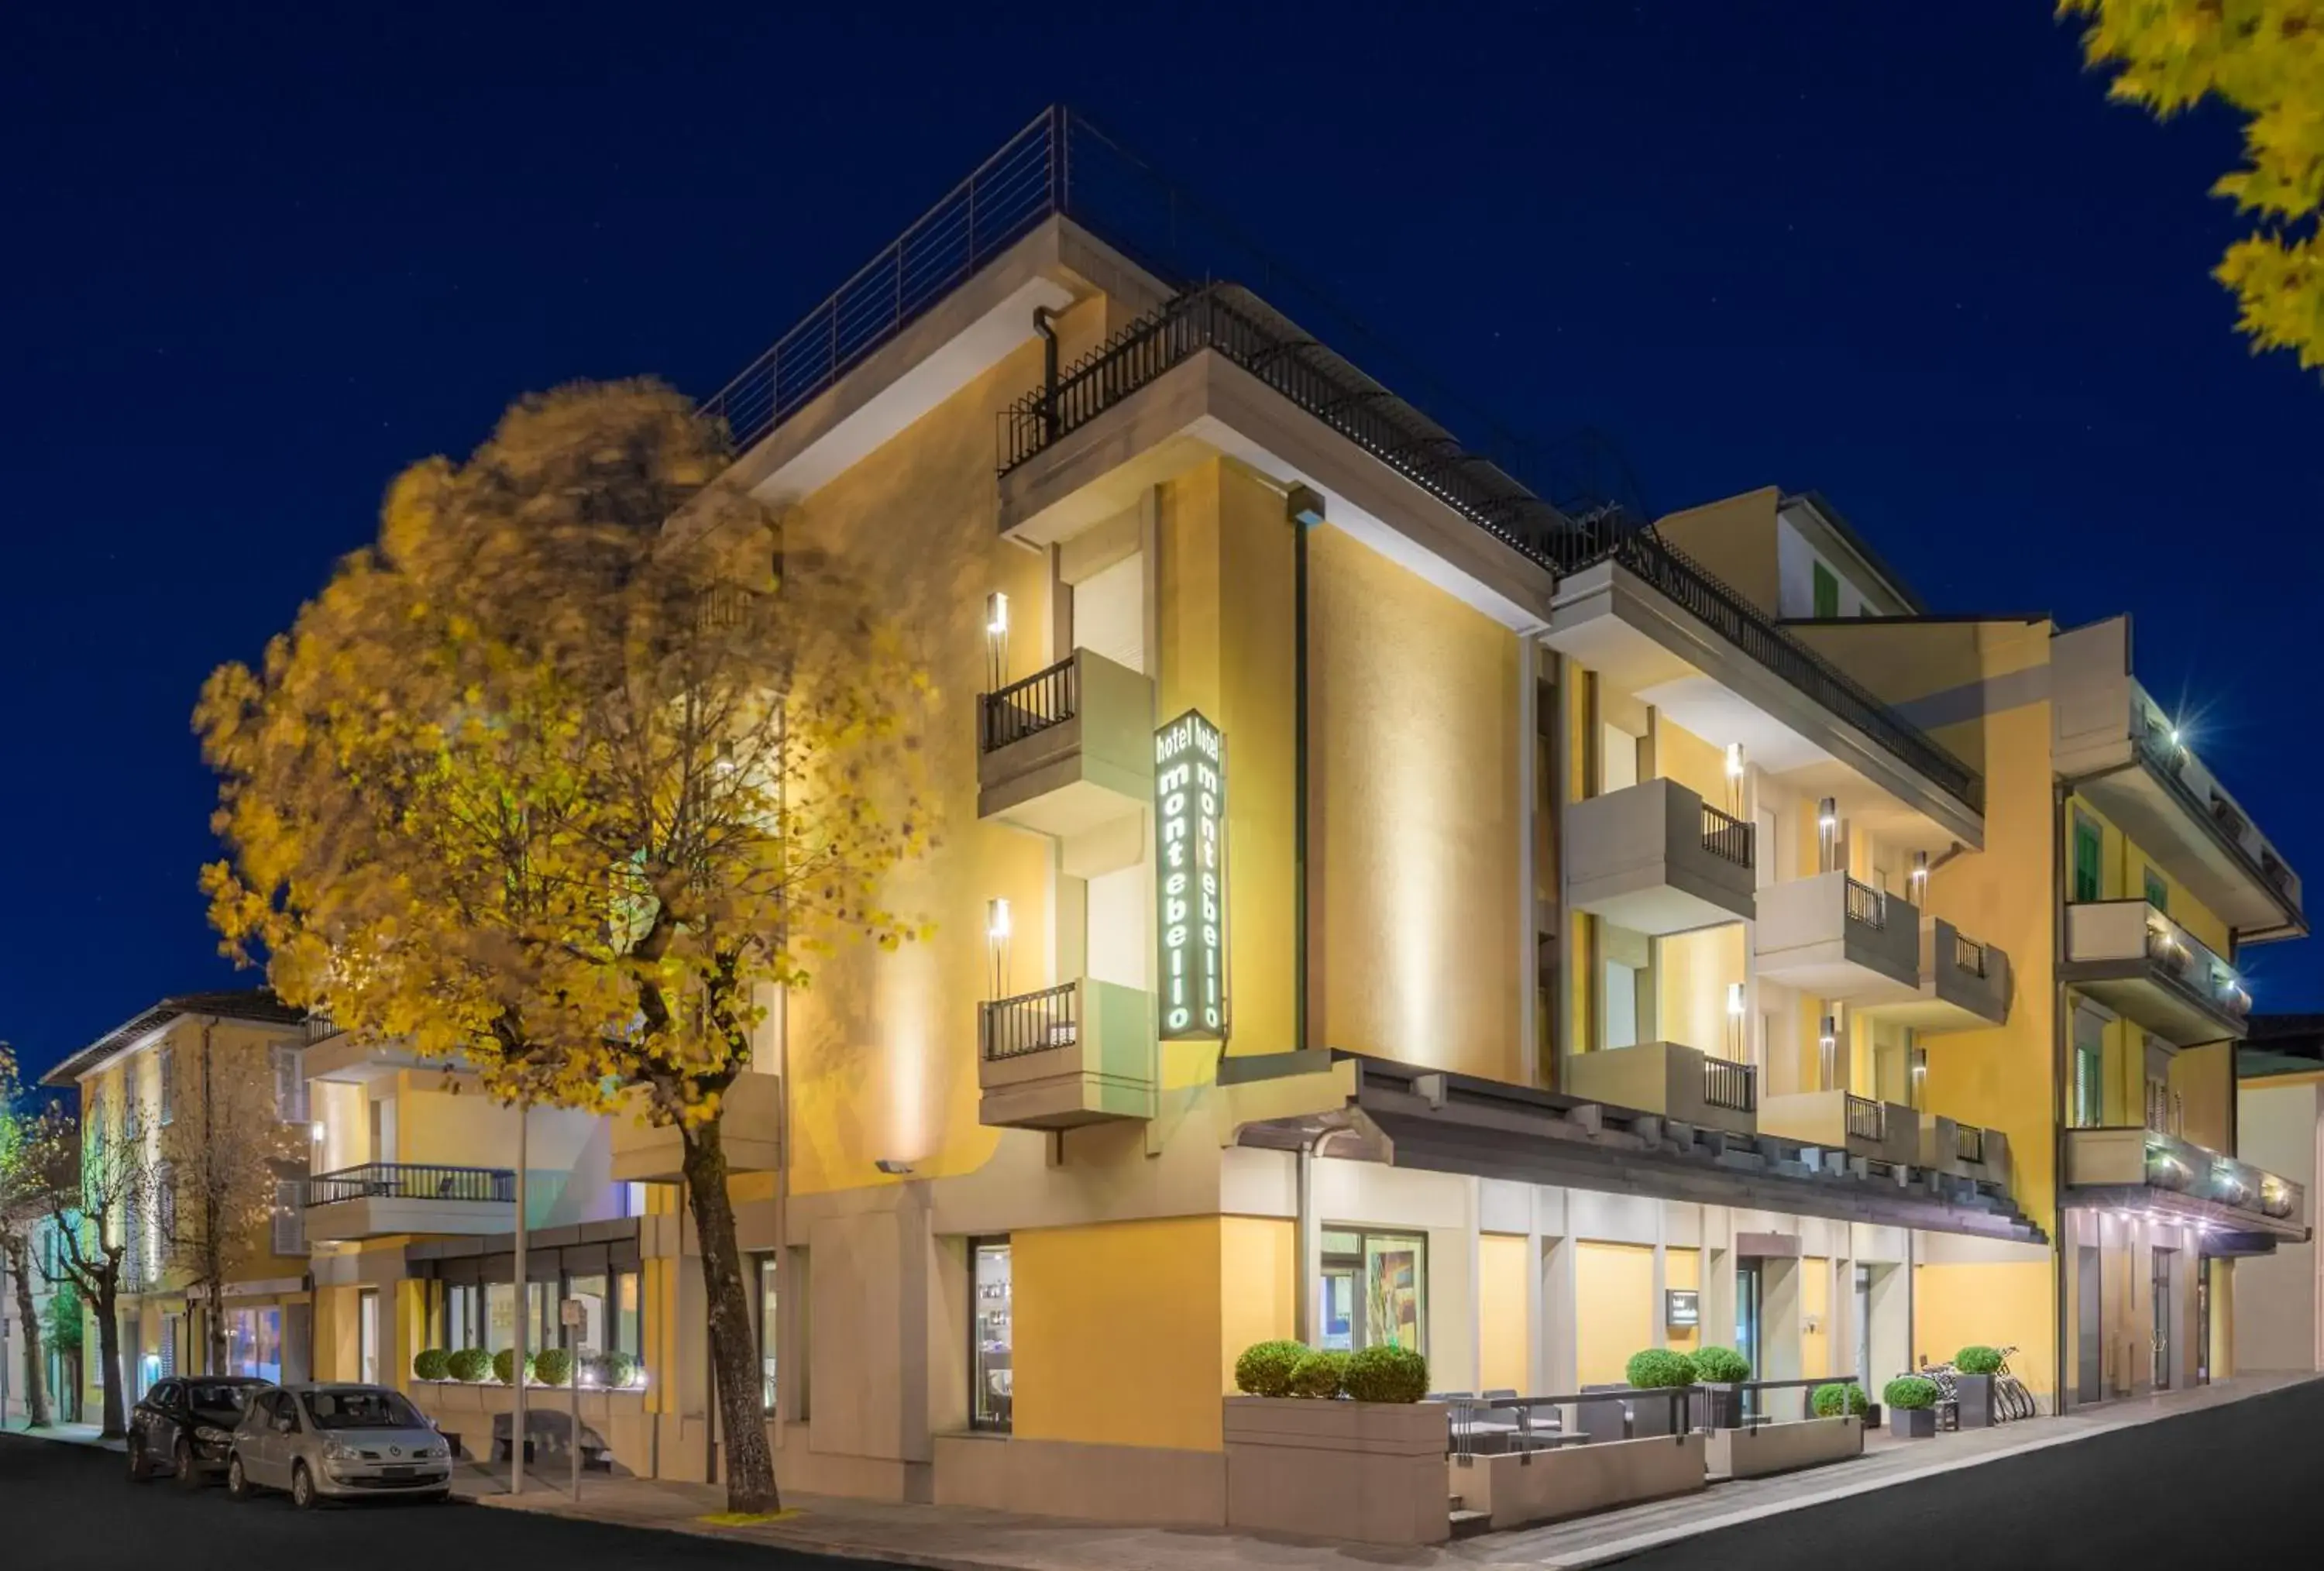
[560,1297,585,1500]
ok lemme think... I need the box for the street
[1621,1378,2322,1568]
[0,1434,894,1570]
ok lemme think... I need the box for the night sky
[7,2,2319,1081]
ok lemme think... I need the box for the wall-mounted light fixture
[874,1158,915,1177]
[1726,981,1748,1062]
[1909,850,1928,900]
[1817,797,1839,874]
[1818,1013,1839,1091]
[310,1120,326,1143]
[983,590,1010,693]
[1724,743,1746,817]
[985,897,1012,1000]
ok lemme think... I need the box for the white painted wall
[1074,552,1146,675]
[1776,517,1872,620]
[2234,1080,2322,1371]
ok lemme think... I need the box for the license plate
[383,1466,415,1479]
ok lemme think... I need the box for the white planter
[1223,1397,1449,1545]
[1703,1416,1862,1480]
[1456,1432,1707,1531]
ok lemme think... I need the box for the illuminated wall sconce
[874,1158,916,1177]
[1818,1013,1839,1091]
[1723,743,1746,817]
[983,591,1010,693]
[310,1120,326,1143]
[1726,981,1747,1061]
[1817,797,1839,874]
[1910,850,1928,900]
[985,897,1012,1000]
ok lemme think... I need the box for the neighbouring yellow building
[105,109,2306,1527]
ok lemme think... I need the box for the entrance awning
[1222,1051,2047,1244]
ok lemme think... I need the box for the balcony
[2064,1127,2308,1243]
[1917,1114,2013,1190]
[1564,779,1756,937]
[2061,901,2251,1047]
[610,1071,783,1184]
[1561,1040,1758,1137]
[303,1163,516,1243]
[978,978,1154,1129]
[2052,620,2302,942]
[1758,1089,1920,1168]
[1862,918,2011,1033]
[977,649,1153,875]
[1752,872,1920,1003]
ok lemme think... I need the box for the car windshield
[186,1383,257,1412]
[302,1389,425,1430]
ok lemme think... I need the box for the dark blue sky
[6,2,2319,1079]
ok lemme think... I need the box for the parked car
[228,1384,453,1507]
[127,1377,273,1488]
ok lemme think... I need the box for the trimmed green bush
[1234,1339,1308,1398]
[1811,1382,1868,1418]
[1342,1342,1429,1404]
[445,1347,491,1384]
[1287,1349,1350,1399]
[1691,1345,1750,1384]
[493,1348,534,1387]
[1954,1345,2004,1376]
[412,1348,451,1382]
[532,1348,574,1387]
[1883,1376,1940,1411]
[592,1350,640,1389]
[1624,1349,1697,1389]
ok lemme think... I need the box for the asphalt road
[0,1432,896,1570]
[1624,1378,2322,1568]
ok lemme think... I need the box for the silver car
[228,1384,453,1507]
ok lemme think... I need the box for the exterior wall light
[1724,744,1745,816]
[310,1120,326,1143]
[1817,797,1838,874]
[1818,1013,1839,1091]
[985,897,1012,1000]
[874,1158,916,1176]
[983,591,1010,693]
[1910,850,1928,899]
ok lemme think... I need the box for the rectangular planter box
[1953,1374,1994,1428]
[1458,1433,1707,1531]
[1224,1397,1450,1546]
[1704,1417,1863,1480]
[1889,1407,1937,1439]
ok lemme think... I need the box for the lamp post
[511,1100,528,1497]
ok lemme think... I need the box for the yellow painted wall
[1478,1234,1531,1391]
[1915,1259,2054,1403]
[2173,1042,2236,1157]
[1308,513,1523,1082]
[1653,488,1781,617]
[1665,1246,1700,1361]
[1800,1258,1830,1379]
[2210,1257,2236,1378]
[1653,714,1731,810]
[1658,926,1746,1057]
[1575,1241,1655,1386]
[1219,1215,1296,1391]
[1014,1216,1225,1452]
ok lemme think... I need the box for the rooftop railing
[304,1163,514,1208]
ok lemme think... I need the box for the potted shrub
[1691,1345,1750,1429]
[1883,1376,1940,1439]
[1233,1339,1308,1398]
[1952,1346,2002,1428]
[1811,1382,1868,1424]
[593,1350,641,1390]
[413,1347,451,1383]
[493,1348,535,1387]
[1620,1349,1697,1438]
[1287,1349,1350,1399]
[532,1348,574,1387]
[1340,1343,1428,1404]
[446,1347,492,1384]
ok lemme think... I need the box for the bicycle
[1991,1346,2038,1420]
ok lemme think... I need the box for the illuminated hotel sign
[1154,709,1227,1040]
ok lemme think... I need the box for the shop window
[486,1283,516,1354]
[970,1239,1012,1432]
[1318,1229,1428,1355]
[614,1270,642,1363]
[566,1273,608,1358]
[2071,813,2103,904]
[757,1256,779,1413]
[446,1284,479,1350]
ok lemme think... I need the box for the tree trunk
[3,1232,50,1428]
[93,1277,125,1439]
[679,1116,778,1515]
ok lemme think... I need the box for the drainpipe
[2052,781,2072,1411]
[1287,486,1326,1054]
[1032,307,1060,445]
[1294,1136,1320,1345]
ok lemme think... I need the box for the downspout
[1032,308,1060,445]
[2052,780,2072,1411]
[1287,486,1325,1054]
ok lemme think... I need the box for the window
[156,1046,174,1127]
[617,1182,650,1218]
[486,1282,516,1354]
[225,1308,284,1383]
[614,1270,642,1363]
[154,1164,177,1249]
[566,1273,608,1360]
[445,1283,479,1351]
[358,1289,380,1384]
[2145,1076,2173,1134]
[1318,1229,1428,1354]
[2072,813,2104,904]
[757,1256,779,1413]
[271,1045,308,1123]
[1812,561,1840,619]
[2144,867,2168,914]
[970,1239,1012,1432]
[271,1178,304,1256]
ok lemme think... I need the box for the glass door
[1853,1265,1872,1393]
[2152,1250,2173,1391]
[1736,1260,1764,1421]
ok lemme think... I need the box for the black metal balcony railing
[304,1013,339,1043]
[1844,1095,1886,1143]
[982,655,1079,753]
[995,285,1982,816]
[304,1164,515,1208]
[980,982,1081,1061]
[1844,877,1887,932]
[1953,932,1988,979]
[1957,1124,1987,1167]
[1700,803,1754,869]
[1701,1057,1757,1114]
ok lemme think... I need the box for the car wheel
[127,1435,152,1483]
[227,1455,253,1500]
[290,1462,317,1511]
[174,1437,201,1489]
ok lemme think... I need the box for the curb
[0,1426,128,1455]
[462,1491,1006,1571]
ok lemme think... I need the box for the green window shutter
[2073,816,2103,903]
[2143,868,2168,914]
[1812,562,1840,619]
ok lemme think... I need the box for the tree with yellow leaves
[2062,1,2324,373]
[197,381,930,1514]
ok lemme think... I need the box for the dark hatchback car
[128,1377,272,1487]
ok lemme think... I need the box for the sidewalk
[0,1418,121,1452]
[445,1372,2319,1571]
